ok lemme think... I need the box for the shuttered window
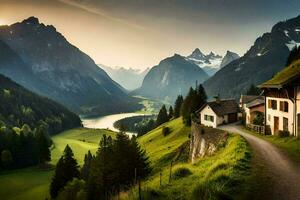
[280,101,288,112]
[268,99,277,110]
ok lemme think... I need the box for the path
[220,124,300,200]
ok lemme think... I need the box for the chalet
[197,98,240,128]
[260,61,300,136]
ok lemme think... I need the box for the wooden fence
[247,124,265,134]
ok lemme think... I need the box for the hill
[135,54,209,102]
[203,15,300,99]
[0,74,81,135]
[0,17,140,116]
[122,118,252,199]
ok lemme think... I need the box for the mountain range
[203,15,300,99]
[0,17,140,116]
[186,48,239,76]
[135,54,209,102]
[100,64,150,91]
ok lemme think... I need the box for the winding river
[81,113,149,134]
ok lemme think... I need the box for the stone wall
[190,121,228,163]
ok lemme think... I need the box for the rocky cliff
[190,121,228,163]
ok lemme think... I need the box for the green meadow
[0,128,115,200]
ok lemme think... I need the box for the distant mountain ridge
[100,64,150,91]
[135,54,209,102]
[0,17,140,116]
[186,48,239,76]
[203,15,300,99]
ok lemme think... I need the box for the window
[268,99,277,110]
[283,117,288,132]
[204,115,214,122]
[280,101,288,112]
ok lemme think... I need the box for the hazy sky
[1,0,300,69]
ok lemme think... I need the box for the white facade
[199,105,227,128]
[265,96,294,135]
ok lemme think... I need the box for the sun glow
[0,19,6,26]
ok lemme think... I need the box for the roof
[259,60,300,89]
[246,97,264,108]
[198,99,240,116]
[240,95,260,104]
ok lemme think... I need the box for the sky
[0,0,300,69]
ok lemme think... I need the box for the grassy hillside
[0,128,115,200]
[123,118,251,200]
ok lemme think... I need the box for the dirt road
[220,124,300,200]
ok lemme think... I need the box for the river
[81,113,149,134]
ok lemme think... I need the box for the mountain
[0,17,140,116]
[186,48,223,76]
[0,74,81,135]
[203,15,300,99]
[220,51,240,68]
[100,64,150,91]
[135,54,209,102]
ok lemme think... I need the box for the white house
[260,62,300,136]
[197,98,240,128]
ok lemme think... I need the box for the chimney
[214,94,221,104]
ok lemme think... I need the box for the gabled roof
[240,95,260,104]
[198,99,240,116]
[246,97,264,108]
[259,60,300,89]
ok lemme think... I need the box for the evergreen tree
[174,95,184,118]
[168,106,174,120]
[286,46,300,66]
[156,105,169,126]
[50,145,80,199]
[246,84,261,96]
[81,150,93,181]
[36,125,51,164]
[181,85,207,126]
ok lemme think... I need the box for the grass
[0,128,116,200]
[123,118,251,200]
[243,128,300,161]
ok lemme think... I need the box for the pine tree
[50,145,80,199]
[168,106,174,120]
[156,105,169,126]
[36,125,51,164]
[174,95,184,118]
[81,150,93,181]
[246,84,261,96]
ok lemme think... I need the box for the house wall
[200,105,220,128]
[266,96,294,135]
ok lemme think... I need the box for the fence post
[169,161,173,183]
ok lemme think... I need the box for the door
[228,113,237,123]
[274,116,279,135]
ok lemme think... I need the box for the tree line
[0,123,51,170]
[50,132,151,200]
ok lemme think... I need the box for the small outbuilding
[197,98,240,128]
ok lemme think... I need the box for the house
[197,98,240,128]
[259,62,300,136]
[239,95,265,125]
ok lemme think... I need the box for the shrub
[277,130,290,138]
[162,127,171,137]
[191,181,231,200]
[172,167,192,179]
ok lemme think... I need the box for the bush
[191,181,232,200]
[277,130,290,138]
[162,127,171,137]
[172,167,192,179]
